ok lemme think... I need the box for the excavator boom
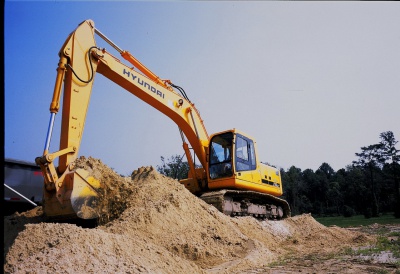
[36,20,208,219]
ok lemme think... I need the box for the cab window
[209,132,233,179]
[235,135,256,171]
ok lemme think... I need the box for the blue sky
[5,1,400,175]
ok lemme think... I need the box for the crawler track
[200,190,291,220]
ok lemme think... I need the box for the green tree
[157,154,190,180]
[353,143,386,217]
[301,168,317,212]
[336,166,363,216]
[379,131,400,217]
[326,181,343,215]
[314,163,334,215]
[281,166,303,215]
[318,162,335,179]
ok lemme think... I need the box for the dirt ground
[3,156,400,273]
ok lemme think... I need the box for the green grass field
[315,213,400,228]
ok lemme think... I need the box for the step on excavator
[35,20,291,221]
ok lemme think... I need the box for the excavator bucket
[43,168,103,220]
[70,169,102,219]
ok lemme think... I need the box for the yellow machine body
[36,20,290,220]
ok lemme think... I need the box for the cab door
[235,134,257,184]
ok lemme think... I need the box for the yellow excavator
[35,20,291,221]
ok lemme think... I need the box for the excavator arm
[36,20,209,219]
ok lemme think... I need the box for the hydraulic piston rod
[43,113,56,154]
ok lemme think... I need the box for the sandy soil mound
[4,156,374,273]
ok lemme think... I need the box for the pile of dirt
[4,156,375,273]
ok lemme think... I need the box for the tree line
[157,131,400,218]
[282,131,399,218]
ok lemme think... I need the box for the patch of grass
[315,213,400,228]
[342,247,354,256]
[377,236,400,258]
[267,259,287,268]
[345,236,400,260]
[374,269,393,274]
[267,255,294,267]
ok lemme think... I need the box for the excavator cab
[201,129,290,219]
[209,130,258,181]
[208,129,261,189]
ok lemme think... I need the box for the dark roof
[4,158,38,167]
